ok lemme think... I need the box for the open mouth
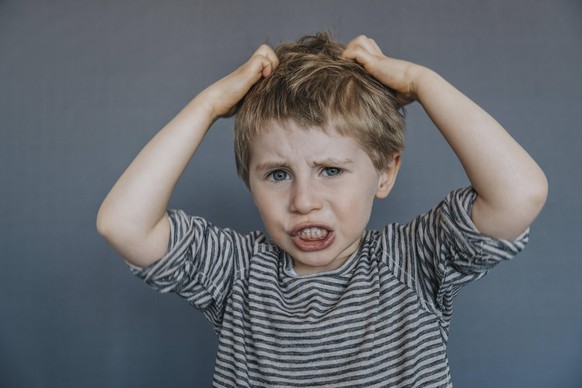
[297,227,328,240]
[290,225,335,251]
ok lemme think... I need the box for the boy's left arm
[343,36,548,240]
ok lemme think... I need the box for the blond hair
[234,32,405,186]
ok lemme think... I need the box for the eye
[322,167,343,177]
[267,169,290,182]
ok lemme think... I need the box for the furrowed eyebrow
[311,158,354,167]
[253,161,291,173]
[252,158,353,172]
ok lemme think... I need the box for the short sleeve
[384,187,529,323]
[439,187,529,273]
[127,210,260,330]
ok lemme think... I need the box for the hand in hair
[342,35,422,105]
[344,34,547,240]
[97,44,278,267]
[200,44,279,119]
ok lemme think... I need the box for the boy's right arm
[97,45,278,268]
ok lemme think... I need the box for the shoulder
[363,187,480,263]
[167,209,266,244]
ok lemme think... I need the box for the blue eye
[322,167,342,177]
[268,170,290,182]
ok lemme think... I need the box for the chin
[292,253,348,273]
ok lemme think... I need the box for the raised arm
[97,45,278,267]
[343,36,547,240]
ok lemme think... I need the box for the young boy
[97,33,547,387]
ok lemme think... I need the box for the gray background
[1,0,581,387]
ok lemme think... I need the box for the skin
[97,36,547,271]
[248,122,399,276]
[342,36,548,240]
[97,45,279,266]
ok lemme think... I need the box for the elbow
[96,207,141,264]
[522,170,549,220]
[533,171,549,210]
[96,202,125,244]
[96,205,169,267]
[474,170,548,240]
[96,206,114,241]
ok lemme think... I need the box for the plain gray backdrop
[1,1,581,387]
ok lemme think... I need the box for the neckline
[281,231,368,279]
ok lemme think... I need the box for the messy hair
[234,32,405,186]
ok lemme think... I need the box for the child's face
[248,120,399,276]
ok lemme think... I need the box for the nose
[289,178,322,214]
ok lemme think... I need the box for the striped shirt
[130,187,528,387]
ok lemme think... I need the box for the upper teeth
[299,227,326,238]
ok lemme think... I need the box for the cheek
[252,190,283,224]
[345,180,378,206]
[335,185,377,223]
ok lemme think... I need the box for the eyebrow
[311,157,354,167]
[253,161,291,173]
[253,158,354,173]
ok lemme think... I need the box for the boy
[97,33,547,387]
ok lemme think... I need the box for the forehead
[249,120,371,166]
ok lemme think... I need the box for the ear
[375,154,401,199]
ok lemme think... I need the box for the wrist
[411,66,446,103]
[407,65,435,100]
[192,89,222,122]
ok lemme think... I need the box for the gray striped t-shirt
[130,187,528,387]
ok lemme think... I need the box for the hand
[342,35,424,105]
[199,44,279,119]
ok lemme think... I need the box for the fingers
[249,44,279,78]
[368,38,382,53]
[257,44,279,74]
[342,35,384,67]
[343,35,382,56]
